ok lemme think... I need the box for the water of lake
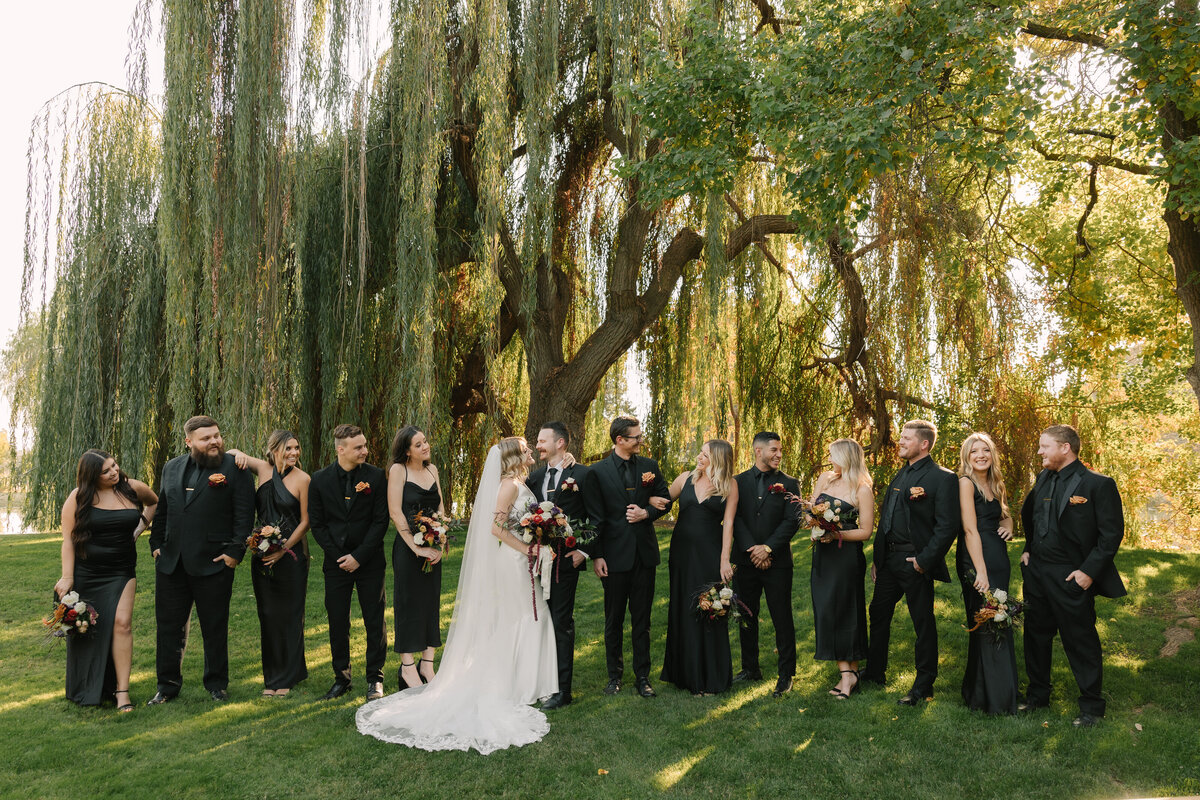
[0,510,40,535]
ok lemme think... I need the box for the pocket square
[1068,495,1087,505]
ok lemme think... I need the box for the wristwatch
[763,545,772,554]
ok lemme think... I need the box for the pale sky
[0,1,154,349]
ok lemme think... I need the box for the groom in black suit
[862,419,960,705]
[308,424,390,701]
[587,416,671,698]
[527,421,599,709]
[147,415,254,704]
[1019,424,1125,727]
[731,431,801,697]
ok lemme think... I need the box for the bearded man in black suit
[731,431,801,697]
[861,419,961,706]
[1019,424,1125,727]
[527,421,599,709]
[147,415,254,704]
[587,416,671,698]
[308,424,390,701]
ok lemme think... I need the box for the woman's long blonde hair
[498,436,529,479]
[699,439,734,499]
[957,432,1010,518]
[830,438,872,488]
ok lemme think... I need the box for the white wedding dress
[356,446,559,753]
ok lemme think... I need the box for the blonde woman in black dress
[389,426,448,689]
[55,450,158,711]
[809,439,874,699]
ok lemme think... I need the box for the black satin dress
[660,477,732,694]
[393,478,443,653]
[252,469,309,691]
[810,492,868,661]
[66,507,139,705]
[956,489,1018,715]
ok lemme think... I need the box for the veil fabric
[356,445,558,753]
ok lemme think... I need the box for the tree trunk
[1161,96,1200,410]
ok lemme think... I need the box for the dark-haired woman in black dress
[654,440,738,696]
[55,450,158,710]
[388,426,448,689]
[956,432,1018,715]
[231,430,311,696]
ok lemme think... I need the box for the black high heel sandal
[398,661,421,690]
[419,657,436,684]
[115,688,134,713]
[831,670,859,700]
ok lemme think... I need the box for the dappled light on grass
[0,688,62,714]
[653,745,713,790]
[684,681,773,729]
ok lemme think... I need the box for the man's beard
[190,445,224,469]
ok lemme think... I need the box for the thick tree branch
[1019,22,1109,50]
[1029,139,1154,176]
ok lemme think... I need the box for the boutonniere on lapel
[641,471,655,487]
[560,477,580,492]
[355,481,372,495]
[1068,495,1087,505]
[769,483,786,494]
[909,486,926,501]
[208,473,227,488]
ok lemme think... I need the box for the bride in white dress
[357,436,559,753]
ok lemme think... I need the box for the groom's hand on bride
[626,504,649,523]
[593,557,608,578]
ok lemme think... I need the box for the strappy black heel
[399,660,421,689]
[419,657,436,684]
[115,688,134,713]
[831,670,859,700]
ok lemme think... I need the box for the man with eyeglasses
[586,416,671,698]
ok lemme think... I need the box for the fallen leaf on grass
[1134,723,1143,732]
[597,769,609,775]
[868,737,874,742]
[891,716,898,721]
[1042,722,1050,728]
[797,708,806,713]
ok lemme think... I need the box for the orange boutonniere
[1068,495,1087,505]
[641,471,655,487]
[355,481,371,495]
[208,473,227,488]
[909,486,926,501]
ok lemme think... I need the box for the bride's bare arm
[492,480,533,555]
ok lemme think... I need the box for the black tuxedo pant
[601,561,655,681]
[323,563,388,685]
[865,551,939,695]
[733,564,796,677]
[1021,559,1106,716]
[550,566,582,693]
[154,563,236,695]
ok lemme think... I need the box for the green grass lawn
[3,531,1198,800]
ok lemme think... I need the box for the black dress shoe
[366,681,384,700]
[634,678,656,698]
[772,676,794,698]
[1017,699,1049,713]
[734,669,763,682]
[321,681,352,700]
[145,691,175,706]
[542,692,572,710]
[603,679,622,695]
[209,689,229,702]
[1072,713,1100,728]
[897,691,931,706]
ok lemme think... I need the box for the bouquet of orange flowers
[694,582,752,625]
[967,585,1025,644]
[411,512,461,572]
[44,591,98,642]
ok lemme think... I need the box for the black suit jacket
[527,462,599,572]
[1020,465,1126,598]
[872,456,960,583]
[149,452,254,577]
[731,469,801,568]
[585,452,671,572]
[308,461,389,570]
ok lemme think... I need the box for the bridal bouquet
[967,586,1025,644]
[801,498,858,546]
[44,591,98,641]
[694,582,752,625]
[246,522,296,573]
[507,500,574,620]
[412,512,462,572]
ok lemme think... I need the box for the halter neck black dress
[252,468,309,691]
[65,506,139,705]
[393,472,444,653]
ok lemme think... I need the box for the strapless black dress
[251,469,309,690]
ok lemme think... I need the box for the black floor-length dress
[252,469,309,691]
[393,479,444,653]
[957,489,1019,715]
[66,507,139,705]
[810,493,868,662]
[660,477,733,694]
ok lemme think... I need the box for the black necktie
[756,471,766,500]
[622,459,635,491]
[1042,471,1059,536]
[344,470,356,510]
[882,465,907,533]
[547,467,558,495]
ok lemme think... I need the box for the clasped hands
[747,544,772,570]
